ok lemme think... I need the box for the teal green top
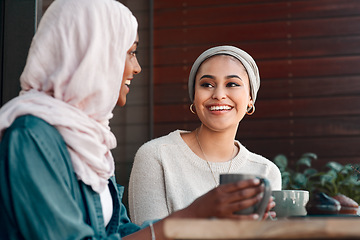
[0,115,142,239]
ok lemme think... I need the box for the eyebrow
[200,75,214,80]
[227,75,242,81]
[199,74,243,81]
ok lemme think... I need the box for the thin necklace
[195,128,235,187]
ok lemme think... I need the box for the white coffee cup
[272,190,309,218]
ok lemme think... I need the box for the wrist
[168,206,200,219]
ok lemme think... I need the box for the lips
[208,105,233,111]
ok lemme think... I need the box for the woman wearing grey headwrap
[129,46,282,226]
[188,45,260,114]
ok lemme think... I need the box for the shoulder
[249,151,277,169]
[1,114,69,167]
[136,130,186,154]
[5,115,62,141]
[133,130,189,167]
[237,142,282,190]
[7,114,47,130]
[0,115,74,187]
[237,142,281,174]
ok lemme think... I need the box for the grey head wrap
[188,45,260,106]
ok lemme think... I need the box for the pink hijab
[0,0,138,193]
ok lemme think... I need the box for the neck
[195,126,237,163]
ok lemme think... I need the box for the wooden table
[164,217,360,239]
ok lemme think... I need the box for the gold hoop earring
[246,105,255,115]
[190,103,196,114]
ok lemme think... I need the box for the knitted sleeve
[128,140,169,225]
[268,162,282,191]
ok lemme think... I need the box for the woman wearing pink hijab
[0,0,273,239]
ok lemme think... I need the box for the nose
[133,57,141,75]
[212,86,226,100]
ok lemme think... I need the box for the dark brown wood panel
[237,137,293,159]
[154,83,189,104]
[154,36,360,66]
[155,2,289,28]
[238,116,360,138]
[251,96,360,119]
[154,104,197,123]
[154,0,273,10]
[155,0,360,29]
[259,75,360,99]
[154,65,189,84]
[259,56,360,79]
[242,137,360,159]
[154,17,360,47]
[290,0,360,19]
[154,0,360,14]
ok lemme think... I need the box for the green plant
[273,153,360,204]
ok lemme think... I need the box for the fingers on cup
[269,211,276,219]
[266,200,276,212]
[264,211,277,220]
[227,183,264,204]
[223,178,261,193]
[230,192,263,213]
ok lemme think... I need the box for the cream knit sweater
[128,130,282,225]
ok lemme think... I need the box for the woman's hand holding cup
[182,176,271,220]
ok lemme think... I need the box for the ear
[248,98,254,107]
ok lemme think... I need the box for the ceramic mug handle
[255,178,272,220]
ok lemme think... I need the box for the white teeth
[125,80,131,86]
[209,105,232,111]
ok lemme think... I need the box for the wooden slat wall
[153,0,360,168]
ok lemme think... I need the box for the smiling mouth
[209,105,232,111]
[125,80,131,86]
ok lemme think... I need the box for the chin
[117,98,126,107]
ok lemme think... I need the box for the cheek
[232,91,250,108]
[122,55,131,77]
[194,87,210,101]
[122,65,129,80]
[193,91,206,108]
